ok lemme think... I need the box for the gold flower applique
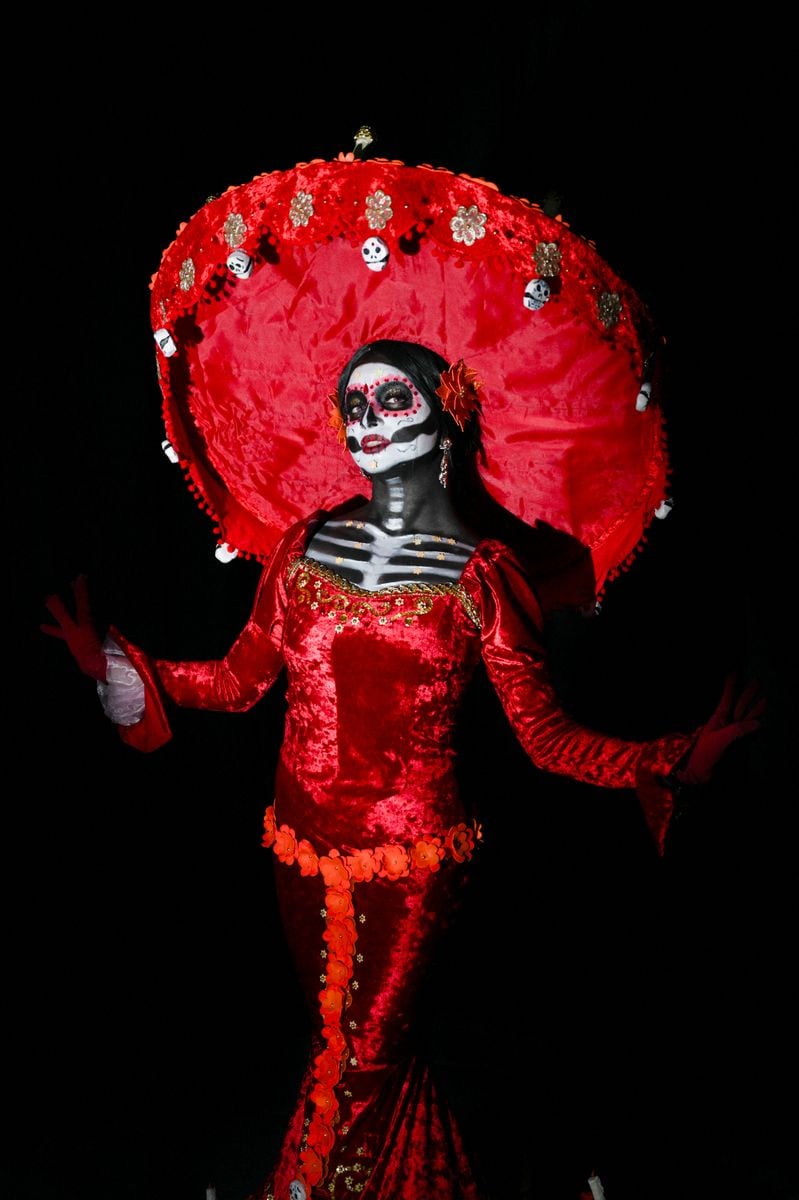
[597,291,622,328]
[290,191,314,228]
[224,213,247,248]
[365,190,393,231]
[178,258,195,291]
[534,241,561,276]
[450,204,487,246]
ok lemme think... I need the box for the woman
[44,145,768,1197]
[44,332,761,1200]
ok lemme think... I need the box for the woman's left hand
[41,576,108,683]
[676,672,766,785]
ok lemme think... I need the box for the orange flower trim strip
[261,808,482,1194]
[261,808,482,875]
[434,359,483,431]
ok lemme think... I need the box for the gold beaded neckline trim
[287,556,481,629]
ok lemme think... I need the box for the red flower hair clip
[435,359,482,430]
[328,392,346,445]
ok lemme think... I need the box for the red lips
[360,435,390,453]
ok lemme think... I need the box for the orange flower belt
[261,805,483,880]
[260,806,483,1198]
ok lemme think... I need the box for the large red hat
[149,143,670,601]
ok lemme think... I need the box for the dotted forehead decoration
[345,375,421,396]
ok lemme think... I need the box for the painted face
[344,361,439,475]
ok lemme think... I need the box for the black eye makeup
[344,389,368,421]
[345,378,421,423]
[374,381,415,410]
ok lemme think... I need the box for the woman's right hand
[675,672,766,786]
[41,576,107,682]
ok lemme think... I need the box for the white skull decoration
[289,1181,307,1200]
[361,237,390,272]
[654,498,674,520]
[523,278,551,311]
[227,249,254,279]
[636,381,652,412]
[154,328,177,357]
[214,542,239,563]
[161,439,179,464]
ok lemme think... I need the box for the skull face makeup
[344,361,440,476]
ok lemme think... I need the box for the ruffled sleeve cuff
[105,625,173,752]
[96,635,145,725]
[635,730,699,855]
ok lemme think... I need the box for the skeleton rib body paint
[306,519,476,590]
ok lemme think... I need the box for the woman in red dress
[43,156,762,1199]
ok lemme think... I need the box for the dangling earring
[438,436,453,488]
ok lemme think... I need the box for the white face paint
[344,361,439,477]
[289,1181,307,1200]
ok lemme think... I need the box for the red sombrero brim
[151,157,669,599]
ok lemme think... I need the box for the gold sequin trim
[287,557,481,629]
[178,258,195,291]
[597,291,622,328]
[290,191,314,227]
[450,204,487,246]
[224,212,247,247]
[326,1154,370,1196]
[534,241,561,277]
[365,190,392,231]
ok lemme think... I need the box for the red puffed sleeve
[471,543,698,853]
[108,517,311,753]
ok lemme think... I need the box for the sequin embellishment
[450,204,487,246]
[224,213,247,247]
[288,558,481,629]
[365,190,393,231]
[290,191,314,228]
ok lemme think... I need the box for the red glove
[676,672,766,786]
[41,576,107,683]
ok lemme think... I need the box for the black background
[8,11,795,1200]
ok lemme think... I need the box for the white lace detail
[96,636,145,726]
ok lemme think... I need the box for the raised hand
[41,576,107,682]
[676,672,766,786]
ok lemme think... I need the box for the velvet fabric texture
[112,512,696,1198]
[150,157,670,601]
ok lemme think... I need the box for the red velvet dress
[113,512,695,1200]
